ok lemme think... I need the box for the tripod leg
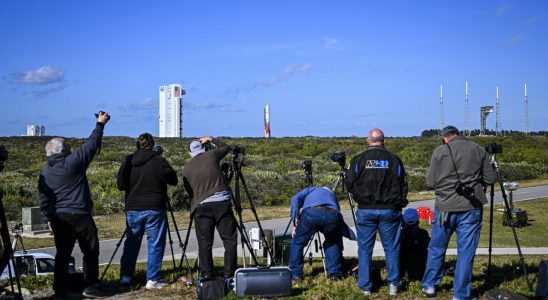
[178,212,194,275]
[99,230,127,282]
[238,172,275,264]
[487,184,494,282]
[316,233,327,276]
[165,216,177,271]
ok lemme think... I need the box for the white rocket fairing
[264,104,271,138]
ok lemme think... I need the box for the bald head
[367,128,385,146]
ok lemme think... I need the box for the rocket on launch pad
[264,104,271,138]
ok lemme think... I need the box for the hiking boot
[145,279,168,290]
[388,284,399,296]
[422,286,436,298]
[82,284,108,299]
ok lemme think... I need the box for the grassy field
[9,255,545,299]
[17,196,548,250]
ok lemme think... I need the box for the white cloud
[186,101,243,112]
[9,66,65,85]
[501,34,522,48]
[496,4,511,17]
[323,37,344,50]
[119,98,156,111]
[525,16,542,26]
[260,63,312,87]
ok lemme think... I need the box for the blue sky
[1,1,547,137]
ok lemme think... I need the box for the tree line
[0,135,546,220]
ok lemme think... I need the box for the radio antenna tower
[496,85,502,136]
[464,81,470,136]
[439,84,444,135]
[524,83,529,136]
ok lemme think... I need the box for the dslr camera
[153,145,164,156]
[455,182,475,198]
[485,143,503,154]
[329,151,346,168]
[301,160,312,175]
[94,111,111,121]
[230,145,245,156]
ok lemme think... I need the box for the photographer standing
[345,128,408,296]
[38,112,110,299]
[116,133,178,290]
[182,136,238,281]
[421,126,495,299]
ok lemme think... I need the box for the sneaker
[145,279,168,290]
[82,284,108,299]
[388,284,399,296]
[422,286,436,298]
[362,290,371,296]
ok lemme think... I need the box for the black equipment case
[235,266,292,297]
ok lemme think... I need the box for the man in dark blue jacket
[38,112,110,299]
[345,128,408,297]
[289,186,356,281]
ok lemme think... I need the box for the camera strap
[446,144,463,184]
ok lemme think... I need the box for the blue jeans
[289,207,344,278]
[120,209,167,281]
[422,208,482,300]
[356,209,402,292]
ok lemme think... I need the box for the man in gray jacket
[422,126,496,300]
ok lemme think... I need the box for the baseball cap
[189,141,205,157]
[403,208,419,225]
[441,125,459,136]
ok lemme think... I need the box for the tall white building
[26,125,45,136]
[159,84,184,137]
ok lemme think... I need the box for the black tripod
[99,198,192,282]
[278,161,326,274]
[486,153,532,291]
[225,149,273,266]
[0,190,23,299]
[331,164,357,227]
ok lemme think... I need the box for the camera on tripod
[11,223,23,236]
[230,145,245,155]
[301,160,312,175]
[329,151,346,168]
[485,143,503,154]
[153,145,164,156]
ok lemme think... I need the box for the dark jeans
[51,213,99,297]
[194,201,238,277]
[289,207,344,278]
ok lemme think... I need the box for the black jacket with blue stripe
[345,146,408,210]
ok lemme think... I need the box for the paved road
[29,184,548,268]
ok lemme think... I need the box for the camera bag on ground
[502,209,528,227]
[234,266,291,297]
[196,277,225,300]
[537,260,548,298]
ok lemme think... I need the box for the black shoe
[83,284,108,299]
[328,274,343,281]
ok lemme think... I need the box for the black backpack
[537,260,548,299]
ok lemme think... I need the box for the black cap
[441,125,459,136]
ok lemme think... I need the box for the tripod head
[300,160,313,187]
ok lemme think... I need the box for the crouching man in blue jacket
[38,112,110,299]
[289,186,356,281]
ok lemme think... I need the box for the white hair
[45,138,66,157]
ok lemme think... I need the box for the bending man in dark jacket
[345,128,408,297]
[421,126,495,299]
[117,133,178,290]
[38,112,110,299]
[182,136,238,280]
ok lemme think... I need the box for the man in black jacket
[345,128,408,297]
[38,112,110,299]
[117,133,178,290]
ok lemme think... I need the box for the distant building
[26,125,45,136]
[159,84,185,137]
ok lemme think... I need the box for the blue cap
[403,208,419,225]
